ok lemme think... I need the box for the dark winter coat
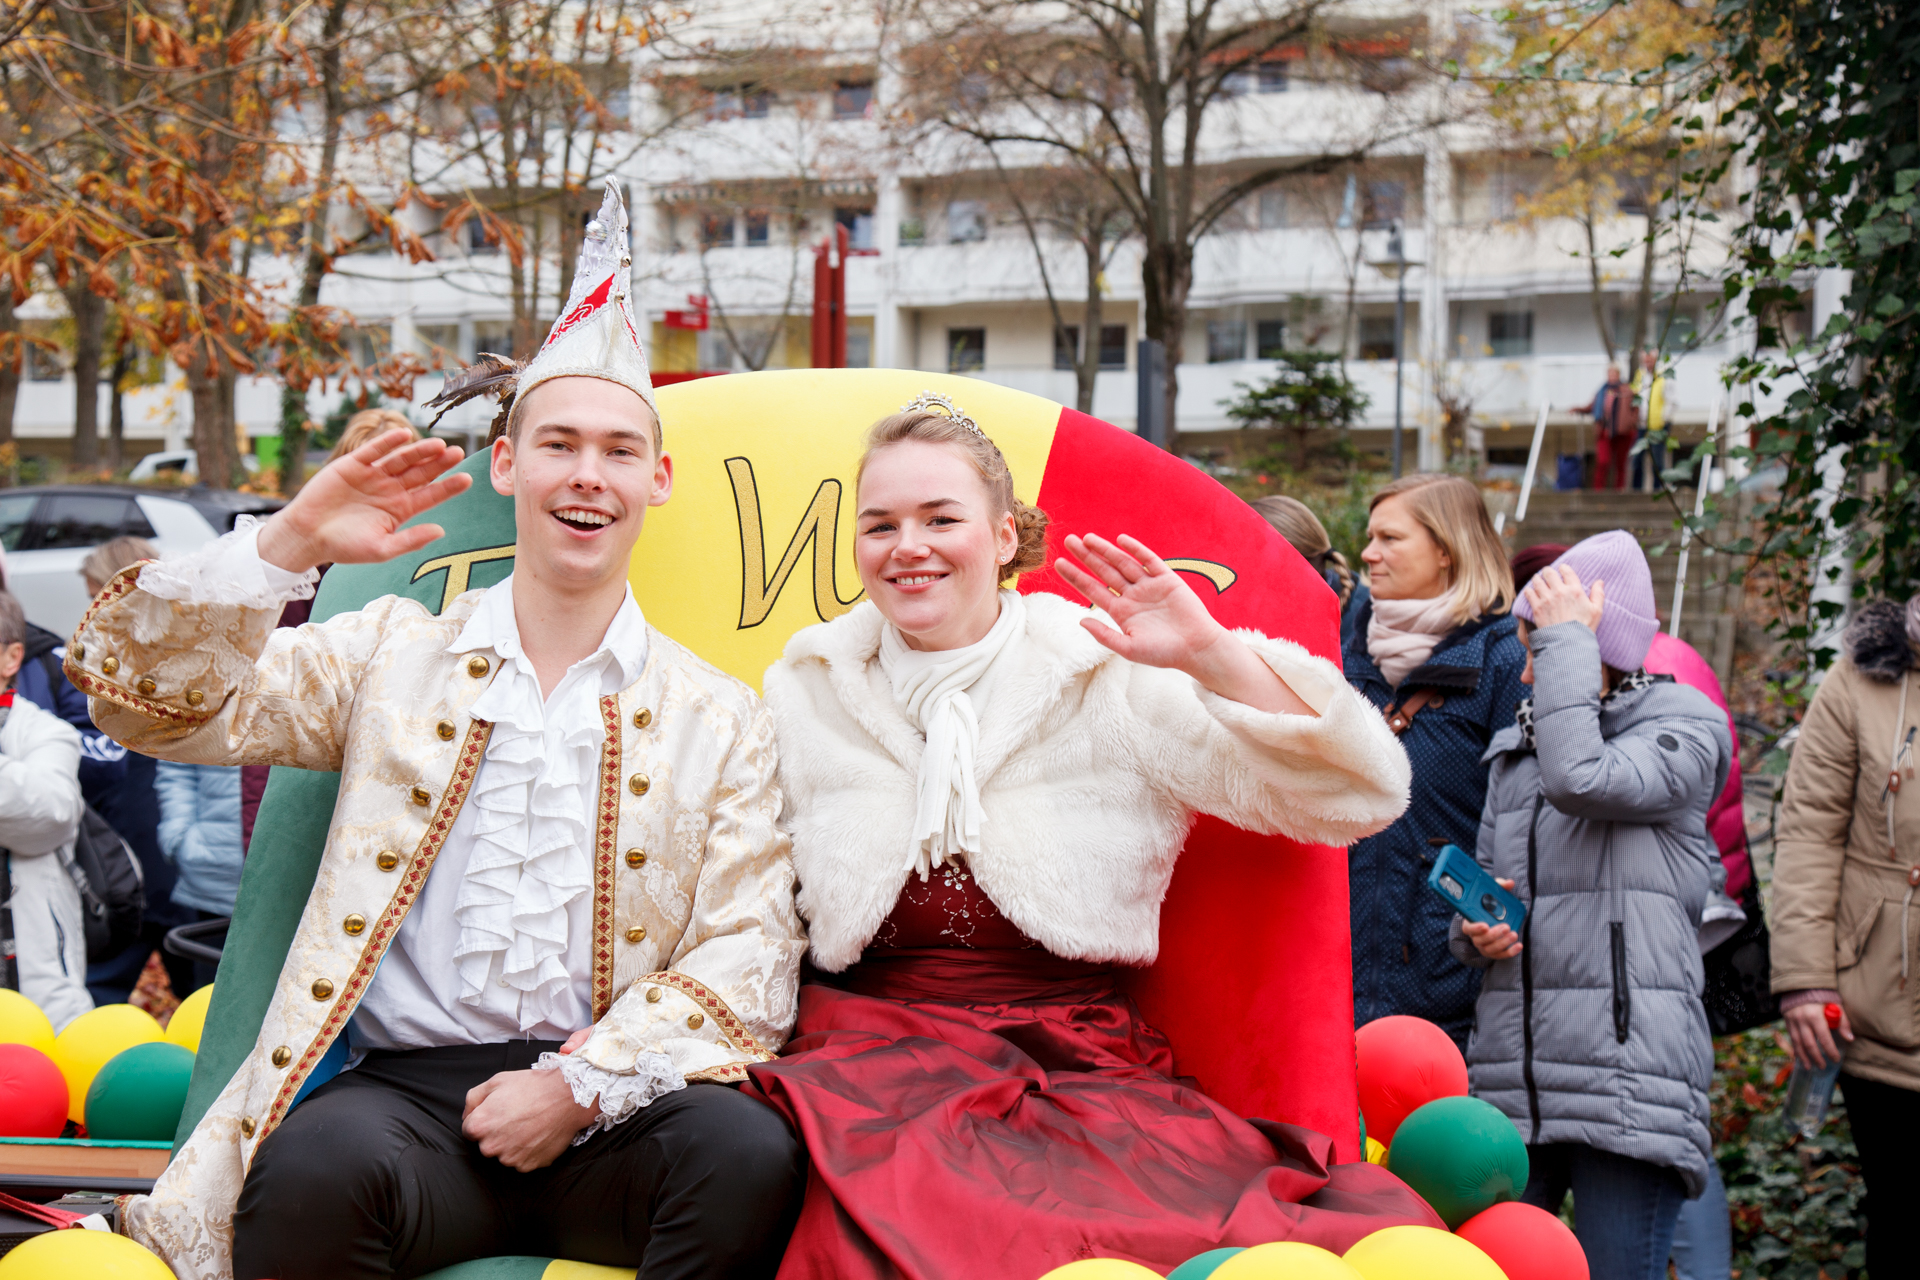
[1452,621,1730,1195]
[1342,585,1530,1043]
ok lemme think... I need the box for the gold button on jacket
[436,720,456,741]
[185,689,205,706]
[625,849,647,868]
[410,786,431,806]
[270,1047,291,1068]
[376,851,400,871]
[467,656,490,678]
[645,986,663,1003]
[343,914,366,936]
[101,656,119,675]
[686,1012,705,1030]
[633,708,653,729]
[625,926,646,943]
[311,979,334,1001]
[137,677,157,696]
[69,643,83,661]
[629,773,650,796]
[239,1117,255,1138]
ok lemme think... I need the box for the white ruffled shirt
[350,571,648,1048]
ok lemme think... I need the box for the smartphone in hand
[1427,844,1527,934]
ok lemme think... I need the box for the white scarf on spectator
[878,590,1025,879]
[1366,591,1459,689]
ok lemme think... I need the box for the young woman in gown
[746,398,1438,1278]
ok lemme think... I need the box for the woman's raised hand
[258,429,473,573]
[1055,533,1223,669]
[1054,533,1314,716]
[1524,563,1605,633]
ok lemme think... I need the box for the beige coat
[67,564,806,1280]
[1773,601,1920,1092]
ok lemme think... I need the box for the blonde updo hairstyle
[855,409,1050,584]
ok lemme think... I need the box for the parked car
[127,450,261,482]
[0,486,283,636]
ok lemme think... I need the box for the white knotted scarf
[878,590,1026,879]
[1366,591,1460,688]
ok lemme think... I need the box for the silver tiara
[900,391,985,438]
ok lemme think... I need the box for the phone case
[1427,844,1528,933]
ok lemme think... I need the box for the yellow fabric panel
[637,369,1059,691]
[542,1263,637,1280]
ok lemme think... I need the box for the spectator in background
[241,408,421,847]
[76,536,197,1001]
[156,761,242,991]
[1343,474,1527,1048]
[1770,597,1920,1279]
[1514,542,1745,1280]
[1575,364,1638,491]
[0,591,90,1028]
[1459,534,1728,1280]
[1250,495,1355,609]
[1632,351,1670,493]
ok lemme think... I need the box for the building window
[1487,310,1534,357]
[1051,324,1127,370]
[467,217,498,255]
[1358,315,1397,360]
[472,325,513,360]
[899,216,926,246]
[700,213,736,249]
[835,207,875,251]
[1489,168,1533,221]
[24,340,64,382]
[1363,180,1406,229]
[1257,189,1289,229]
[1256,62,1288,93]
[1207,320,1247,363]
[416,324,460,359]
[743,211,770,247]
[947,200,987,243]
[847,328,872,369]
[833,81,873,120]
[347,329,389,367]
[1256,319,1286,358]
[947,327,986,373]
[741,85,771,118]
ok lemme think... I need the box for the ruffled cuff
[137,515,319,608]
[534,1049,685,1145]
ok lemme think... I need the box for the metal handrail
[161,917,229,965]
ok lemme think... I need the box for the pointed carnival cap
[426,178,658,441]
[513,178,657,427]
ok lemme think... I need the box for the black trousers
[1840,1071,1920,1279]
[232,1041,803,1280]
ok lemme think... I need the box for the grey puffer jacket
[1450,621,1730,1196]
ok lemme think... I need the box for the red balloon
[1456,1200,1589,1280]
[0,1042,69,1138]
[1355,1015,1468,1145]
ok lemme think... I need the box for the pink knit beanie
[1511,529,1660,671]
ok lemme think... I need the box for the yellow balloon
[0,1226,175,1278]
[0,988,55,1056]
[1364,1136,1388,1166]
[1036,1263,1162,1280]
[1344,1226,1507,1280]
[1214,1242,1364,1279]
[51,1004,163,1125]
[164,984,214,1053]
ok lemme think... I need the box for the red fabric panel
[1023,407,1361,1161]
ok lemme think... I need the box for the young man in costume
[69,182,808,1280]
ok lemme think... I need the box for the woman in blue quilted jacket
[155,759,243,989]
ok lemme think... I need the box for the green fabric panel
[174,453,517,1148]
[416,1258,554,1280]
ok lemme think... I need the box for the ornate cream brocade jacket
[67,565,806,1280]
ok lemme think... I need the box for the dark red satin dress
[745,863,1438,1279]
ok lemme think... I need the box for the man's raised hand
[257,429,472,574]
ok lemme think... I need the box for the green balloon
[1385,1095,1529,1229]
[85,1041,195,1141]
[1166,1248,1245,1280]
